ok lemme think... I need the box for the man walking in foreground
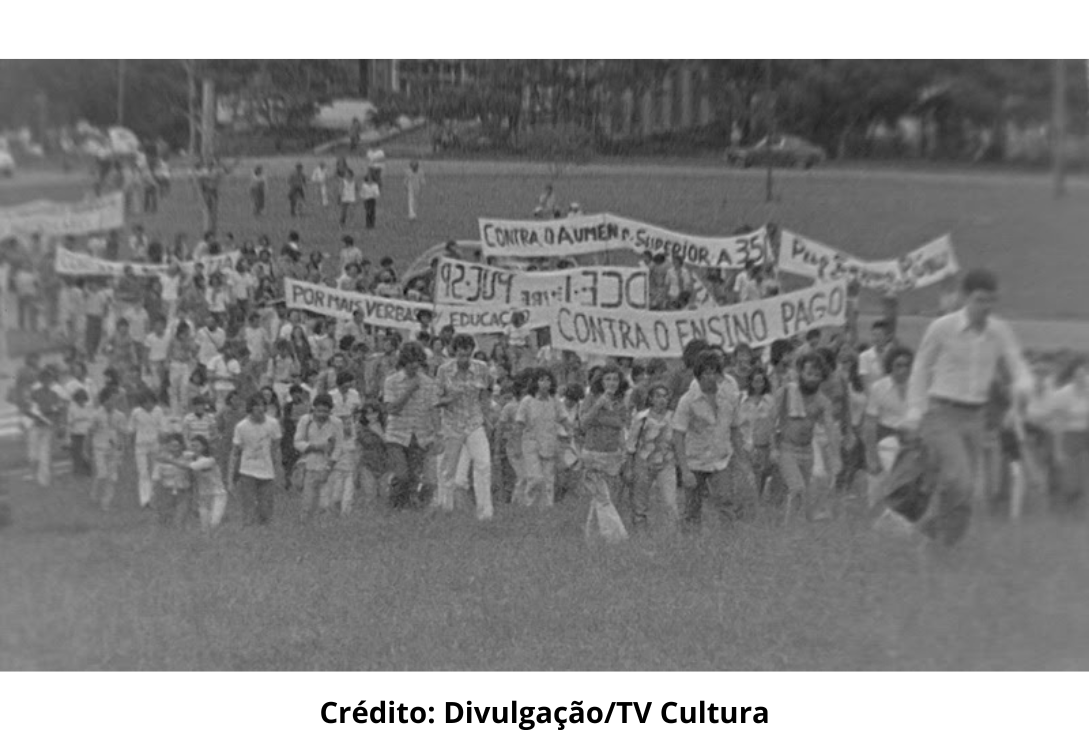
[903,268,1032,546]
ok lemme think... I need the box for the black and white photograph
[2,6,1088,723]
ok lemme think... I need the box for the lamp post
[1052,59,1067,199]
[765,58,775,203]
[117,59,126,125]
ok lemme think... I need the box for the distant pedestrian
[288,163,307,217]
[360,173,380,229]
[250,165,266,217]
[405,160,424,221]
[338,163,356,227]
[311,161,329,207]
[366,147,386,187]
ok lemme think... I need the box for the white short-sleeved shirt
[232,416,282,480]
[195,327,226,366]
[865,376,908,430]
[859,346,884,387]
[145,331,171,363]
[159,273,180,302]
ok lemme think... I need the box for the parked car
[726,134,827,169]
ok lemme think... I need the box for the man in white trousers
[405,160,424,221]
[434,334,494,520]
[311,162,329,207]
[129,391,164,508]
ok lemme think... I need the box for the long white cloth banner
[434,257,647,311]
[0,193,124,238]
[478,213,769,268]
[777,229,959,292]
[550,280,849,358]
[55,248,240,277]
[284,278,548,335]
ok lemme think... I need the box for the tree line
[0,60,1083,161]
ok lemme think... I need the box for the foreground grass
[2,474,1088,671]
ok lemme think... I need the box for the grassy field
[3,477,1089,671]
[3,160,1089,671]
[2,159,1088,319]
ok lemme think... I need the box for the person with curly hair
[579,364,631,543]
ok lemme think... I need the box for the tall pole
[765,58,774,203]
[117,59,126,125]
[186,61,198,158]
[1052,59,1067,199]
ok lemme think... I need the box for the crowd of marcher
[2,185,1083,546]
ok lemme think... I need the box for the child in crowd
[183,395,218,448]
[152,433,192,527]
[186,435,229,532]
[357,401,389,507]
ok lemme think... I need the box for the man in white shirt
[159,264,182,323]
[903,269,1032,546]
[858,319,896,392]
[144,316,172,395]
[195,318,227,367]
[229,393,283,525]
[366,147,386,188]
[672,350,752,530]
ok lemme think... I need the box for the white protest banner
[434,257,647,311]
[550,280,848,359]
[435,305,550,334]
[478,213,769,268]
[286,278,432,331]
[284,278,546,335]
[0,193,124,239]
[55,247,239,277]
[778,229,959,292]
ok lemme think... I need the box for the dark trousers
[387,437,425,509]
[289,190,304,216]
[238,474,275,525]
[339,203,351,227]
[156,488,192,527]
[85,315,104,356]
[364,199,376,228]
[144,185,158,214]
[683,466,757,530]
[918,400,983,546]
[70,434,91,476]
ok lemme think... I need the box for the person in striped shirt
[183,396,217,449]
